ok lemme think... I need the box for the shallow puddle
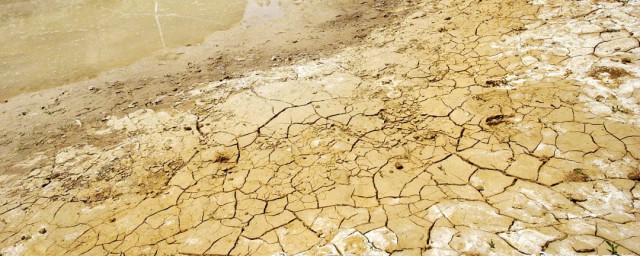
[0,0,278,99]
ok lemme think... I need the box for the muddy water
[0,0,255,100]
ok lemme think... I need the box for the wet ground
[0,0,276,100]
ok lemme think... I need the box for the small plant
[401,144,414,159]
[616,0,630,5]
[611,105,623,113]
[605,240,619,255]
[488,239,496,249]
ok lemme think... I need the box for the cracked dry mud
[2,0,640,255]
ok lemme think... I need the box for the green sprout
[488,239,496,249]
[611,105,623,113]
[605,240,619,255]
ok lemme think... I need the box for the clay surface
[1,0,640,255]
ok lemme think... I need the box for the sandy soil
[1,0,640,255]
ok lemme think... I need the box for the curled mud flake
[628,169,640,181]
[484,114,513,126]
[538,155,551,164]
[576,248,596,253]
[41,178,51,188]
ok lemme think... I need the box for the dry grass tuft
[566,168,589,182]
[588,66,630,80]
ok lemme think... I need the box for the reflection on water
[0,0,251,99]
[243,0,285,24]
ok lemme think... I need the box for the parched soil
[1,0,640,255]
